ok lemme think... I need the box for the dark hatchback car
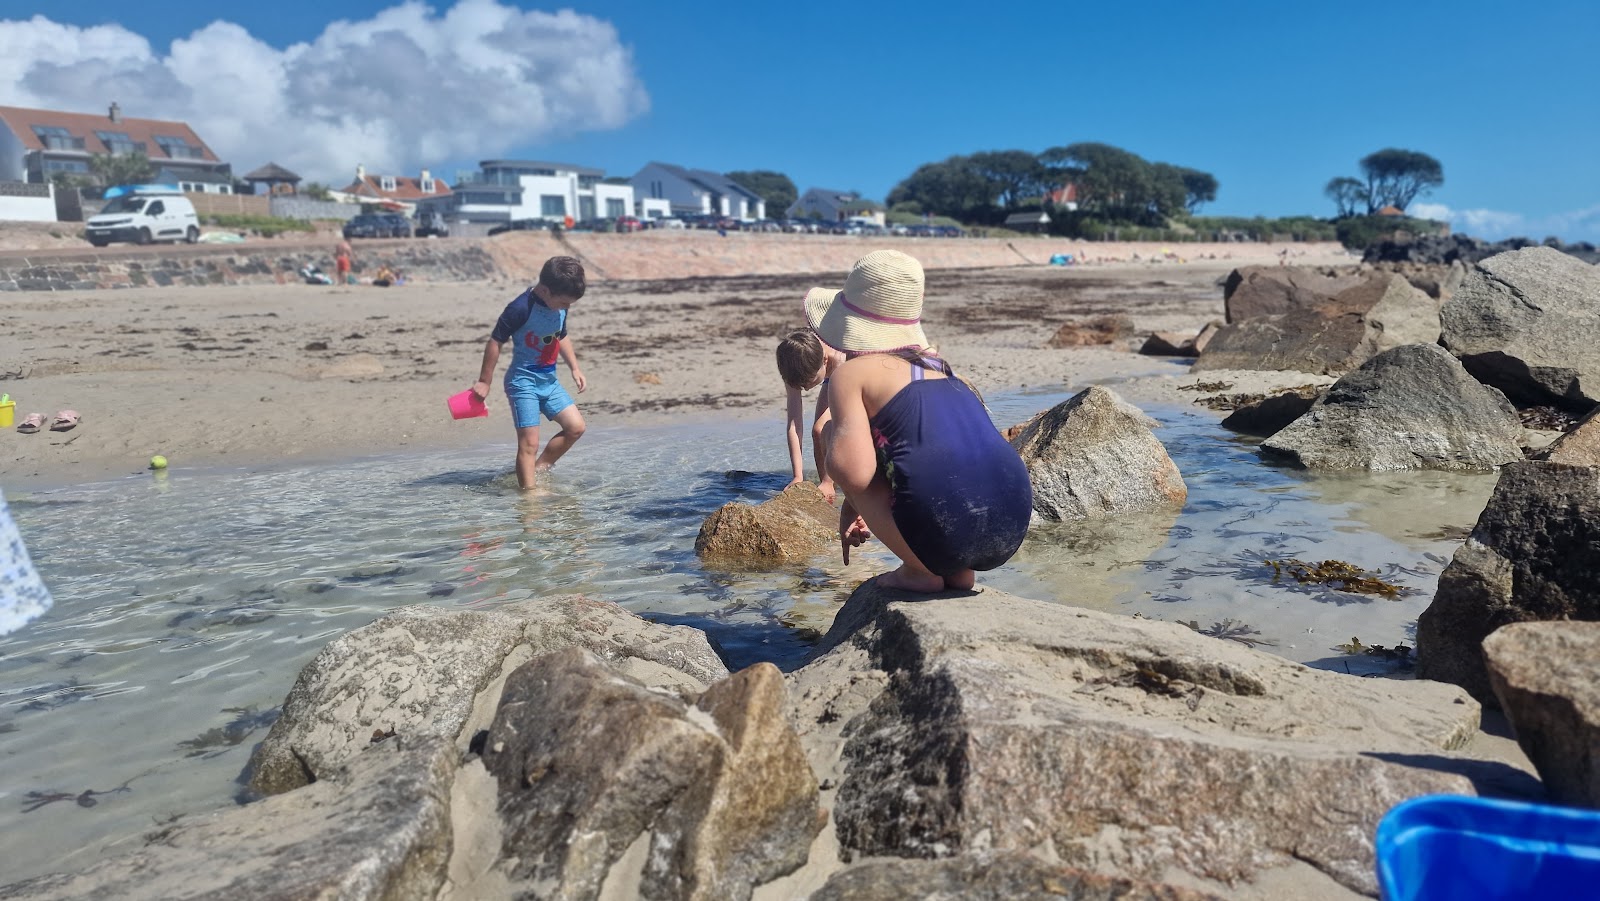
[377,213,412,238]
[342,214,386,239]
[486,218,555,236]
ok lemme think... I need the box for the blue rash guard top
[869,358,1033,577]
[491,288,568,390]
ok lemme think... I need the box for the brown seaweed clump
[1265,558,1404,598]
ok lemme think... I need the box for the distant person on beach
[469,256,589,489]
[809,250,1032,592]
[775,329,847,503]
[335,238,353,285]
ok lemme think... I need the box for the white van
[85,188,200,247]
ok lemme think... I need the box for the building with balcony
[418,160,635,224]
[0,102,232,192]
[630,163,764,220]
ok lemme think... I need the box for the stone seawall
[0,239,498,291]
[0,231,1348,292]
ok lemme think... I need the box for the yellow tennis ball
[150,455,168,470]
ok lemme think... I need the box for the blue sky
[4,0,1597,239]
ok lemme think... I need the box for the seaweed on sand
[1265,557,1408,599]
[1334,636,1415,672]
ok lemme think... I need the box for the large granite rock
[1138,321,1222,358]
[1195,273,1441,374]
[1010,386,1187,520]
[249,596,727,795]
[696,482,835,566]
[1535,404,1600,465]
[1483,622,1600,808]
[1440,246,1600,408]
[481,648,819,901]
[796,583,1494,897]
[1417,462,1600,703]
[0,737,457,901]
[808,854,1222,901]
[1221,266,1365,322]
[1260,343,1523,470]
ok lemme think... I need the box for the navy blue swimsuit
[869,360,1033,577]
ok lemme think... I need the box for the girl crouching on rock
[807,250,1033,592]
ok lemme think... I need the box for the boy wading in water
[469,256,589,489]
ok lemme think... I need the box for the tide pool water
[0,386,1496,883]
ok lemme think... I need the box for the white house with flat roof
[419,160,634,224]
[630,163,765,221]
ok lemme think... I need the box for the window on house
[44,159,89,173]
[578,175,599,189]
[420,178,435,194]
[380,176,397,192]
[605,198,625,217]
[540,195,566,216]
[153,134,206,160]
[95,130,142,155]
[32,125,85,151]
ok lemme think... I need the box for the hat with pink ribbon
[804,250,928,353]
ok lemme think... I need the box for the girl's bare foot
[877,565,946,593]
[944,569,976,591]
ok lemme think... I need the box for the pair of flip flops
[17,411,78,434]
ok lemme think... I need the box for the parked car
[85,190,200,246]
[651,217,686,230]
[616,215,643,233]
[414,210,450,238]
[342,213,388,239]
[906,224,938,237]
[377,213,412,238]
[486,218,555,236]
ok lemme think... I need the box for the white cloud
[0,1,649,182]
[1408,202,1600,244]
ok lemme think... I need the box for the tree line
[884,144,1218,232]
[1324,148,1443,217]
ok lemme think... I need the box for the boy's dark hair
[776,329,825,390]
[539,256,586,299]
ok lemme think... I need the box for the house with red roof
[0,102,233,192]
[334,164,452,211]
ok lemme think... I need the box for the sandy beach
[0,242,1353,488]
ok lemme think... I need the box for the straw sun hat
[805,250,928,353]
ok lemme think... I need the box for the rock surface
[1535,404,1600,465]
[800,583,1490,897]
[1010,386,1187,520]
[1417,461,1600,703]
[695,482,836,565]
[1196,273,1441,374]
[1440,246,1600,408]
[248,596,727,795]
[1483,622,1600,808]
[1139,321,1220,358]
[1221,266,1364,322]
[1046,314,1136,347]
[0,737,457,901]
[1219,386,1322,436]
[807,854,1223,901]
[1261,343,1523,470]
[481,648,819,901]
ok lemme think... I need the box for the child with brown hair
[776,329,846,503]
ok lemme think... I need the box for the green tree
[1147,163,1191,219]
[303,182,333,201]
[1040,143,1157,223]
[1358,148,1443,212]
[1324,176,1366,218]
[725,170,797,218]
[1172,166,1219,213]
[967,150,1048,210]
[886,156,996,221]
[89,151,156,188]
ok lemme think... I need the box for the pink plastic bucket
[447,390,489,420]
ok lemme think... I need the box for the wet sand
[1,260,1336,488]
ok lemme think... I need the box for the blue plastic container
[1377,794,1600,900]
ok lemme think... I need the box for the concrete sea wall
[0,231,1348,291]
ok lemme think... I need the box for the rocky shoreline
[5,245,1596,899]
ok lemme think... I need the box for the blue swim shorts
[507,377,573,429]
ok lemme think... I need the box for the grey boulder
[1010,385,1187,520]
[481,648,820,901]
[1483,621,1600,808]
[1417,461,1600,703]
[1440,246,1600,407]
[249,596,727,795]
[0,737,457,901]
[805,583,1490,897]
[1261,343,1523,470]
[1535,404,1600,465]
[1219,386,1322,436]
[1221,266,1365,322]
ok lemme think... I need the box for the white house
[788,188,884,225]
[630,163,765,221]
[421,160,635,224]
